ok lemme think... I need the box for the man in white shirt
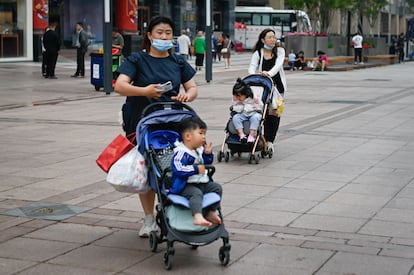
[177,29,192,60]
[352,32,363,65]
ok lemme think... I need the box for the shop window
[0,0,27,58]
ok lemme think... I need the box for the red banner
[115,0,138,32]
[33,0,48,30]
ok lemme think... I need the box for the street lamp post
[103,0,113,95]
[205,0,212,83]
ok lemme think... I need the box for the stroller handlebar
[141,101,197,119]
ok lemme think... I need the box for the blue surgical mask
[152,39,173,52]
[264,44,274,50]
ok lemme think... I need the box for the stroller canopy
[242,74,274,103]
[136,108,198,153]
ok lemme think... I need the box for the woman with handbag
[248,28,287,155]
[221,33,232,69]
[114,16,198,237]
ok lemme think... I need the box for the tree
[285,0,353,33]
[351,0,388,36]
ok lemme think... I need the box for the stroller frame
[137,102,231,270]
[218,74,274,164]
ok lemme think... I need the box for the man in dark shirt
[71,22,89,77]
[43,23,61,79]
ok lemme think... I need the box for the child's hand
[198,164,206,174]
[204,142,213,154]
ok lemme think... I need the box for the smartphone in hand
[158,81,172,91]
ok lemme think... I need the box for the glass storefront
[0,0,32,61]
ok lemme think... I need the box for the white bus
[234,6,312,49]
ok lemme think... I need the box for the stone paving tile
[385,197,414,210]
[0,237,80,261]
[247,197,318,213]
[24,223,113,244]
[226,208,300,227]
[315,251,414,275]
[315,231,391,243]
[391,237,414,246]
[0,225,37,243]
[324,192,392,208]
[94,219,139,231]
[93,229,148,251]
[15,263,115,275]
[232,173,293,187]
[301,240,380,255]
[220,193,258,209]
[123,239,257,274]
[0,216,31,230]
[222,183,278,198]
[339,182,402,197]
[246,223,319,236]
[308,201,381,219]
[49,244,150,272]
[283,178,346,192]
[380,246,414,259]
[290,214,366,233]
[398,187,414,199]
[235,243,333,273]
[267,186,333,201]
[359,220,414,239]
[0,258,37,275]
[373,207,414,223]
[19,219,56,229]
[99,194,143,212]
[0,186,64,201]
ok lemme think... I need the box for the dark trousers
[195,53,204,67]
[181,181,222,215]
[264,114,280,143]
[42,52,47,75]
[354,48,363,63]
[45,50,58,77]
[75,48,86,76]
[398,49,405,63]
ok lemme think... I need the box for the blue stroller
[136,102,231,270]
[217,74,274,164]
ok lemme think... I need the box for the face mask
[264,44,274,50]
[152,39,173,52]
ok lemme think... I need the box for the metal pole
[205,0,212,83]
[103,0,113,95]
[347,10,351,56]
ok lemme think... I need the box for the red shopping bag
[96,133,136,173]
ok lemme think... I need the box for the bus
[234,6,312,49]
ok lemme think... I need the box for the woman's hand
[260,71,270,77]
[146,84,166,99]
[171,92,191,102]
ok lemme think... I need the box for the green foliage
[328,42,334,48]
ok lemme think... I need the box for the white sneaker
[359,62,364,65]
[267,142,274,153]
[139,215,157,238]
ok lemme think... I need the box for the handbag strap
[126,132,136,143]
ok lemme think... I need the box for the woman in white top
[248,28,287,154]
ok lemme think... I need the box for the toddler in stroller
[218,74,274,164]
[137,102,230,270]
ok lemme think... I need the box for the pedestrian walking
[177,29,192,60]
[194,31,206,71]
[114,16,198,237]
[248,28,287,154]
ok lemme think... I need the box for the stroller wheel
[149,231,158,252]
[225,151,230,162]
[248,154,254,164]
[219,246,230,266]
[163,251,173,270]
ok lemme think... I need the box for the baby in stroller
[171,116,223,227]
[231,77,264,143]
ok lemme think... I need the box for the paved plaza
[0,51,414,274]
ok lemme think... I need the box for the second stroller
[218,74,274,164]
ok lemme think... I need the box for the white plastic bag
[106,146,149,193]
